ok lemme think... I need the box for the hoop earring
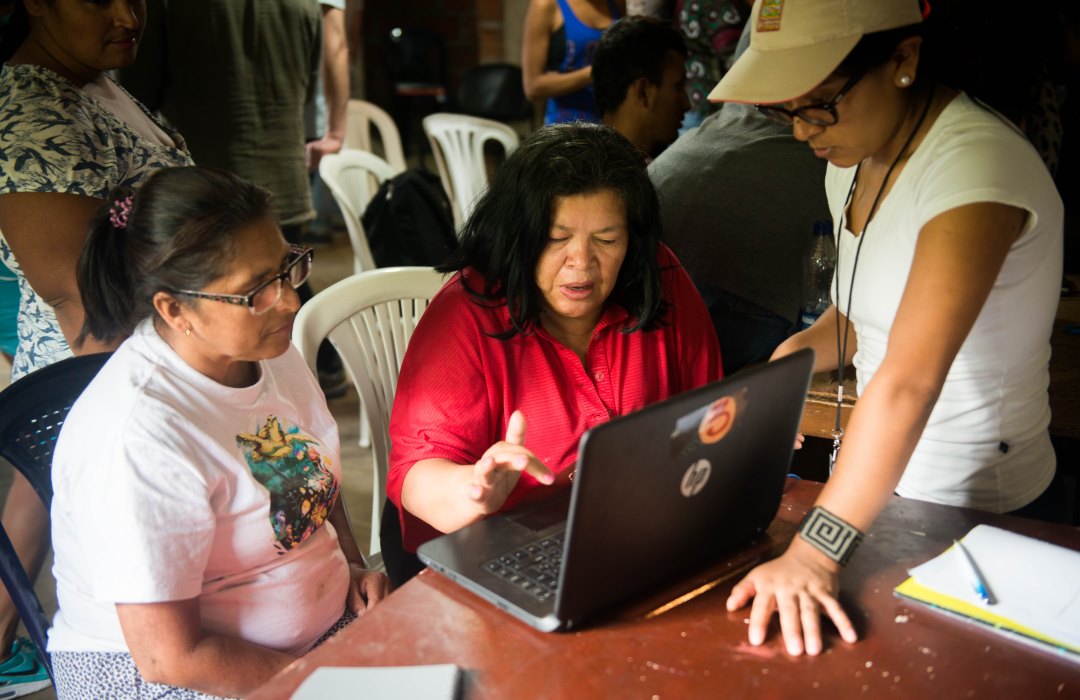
[898,74,912,87]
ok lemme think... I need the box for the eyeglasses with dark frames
[754,71,867,126]
[171,245,314,315]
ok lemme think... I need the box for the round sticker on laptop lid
[680,459,712,497]
[698,396,737,444]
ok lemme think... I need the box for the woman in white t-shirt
[708,0,1063,657]
[49,167,390,699]
[0,4,194,682]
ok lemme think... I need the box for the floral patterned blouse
[677,0,748,121]
[0,63,193,380]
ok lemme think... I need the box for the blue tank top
[544,0,619,125]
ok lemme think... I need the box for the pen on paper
[954,539,995,605]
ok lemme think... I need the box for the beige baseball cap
[708,0,923,105]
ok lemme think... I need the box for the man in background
[123,0,348,394]
[649,25,829,375]
[591,16,691,161]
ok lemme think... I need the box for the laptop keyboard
[482,532,565,602]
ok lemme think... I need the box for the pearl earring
[898,74,912,87]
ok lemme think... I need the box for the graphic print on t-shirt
[236,415,339,554]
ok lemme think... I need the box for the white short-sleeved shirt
[826,92,1062,512]
[48,321,350,655]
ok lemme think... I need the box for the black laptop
[417,348,814,632]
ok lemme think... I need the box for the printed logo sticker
[237,415,339,554]
[669,388,748,460]
[698,396,737,445]
[670,389,749,497]
[757,0,784,32]
[681,459,712,497]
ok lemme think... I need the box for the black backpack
[360,169,458,267]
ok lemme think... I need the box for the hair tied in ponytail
[109,196,133,230]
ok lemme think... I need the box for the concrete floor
[0,233,372,698]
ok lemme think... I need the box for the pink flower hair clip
[109,195,133,229]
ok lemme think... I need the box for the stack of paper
[894,524,1080,661]
[291,664,462,700]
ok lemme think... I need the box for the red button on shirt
[387,244,722,551]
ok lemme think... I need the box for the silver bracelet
[798,506,864,566]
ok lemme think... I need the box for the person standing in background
[522,0,625,124]
[121,0,348,395]
[649,26,829,374]
[675,0,748,131]
[121,0,319,242]
[650,101,829,375]
[592,16,691,160]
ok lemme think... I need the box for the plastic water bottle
[799,220,836,330]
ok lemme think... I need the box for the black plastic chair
[0,352,112,678]
[455,63,534,124]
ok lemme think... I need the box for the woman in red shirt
[386,123,722,584]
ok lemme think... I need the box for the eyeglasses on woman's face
[171,245,314,316]
[754,71,867,126]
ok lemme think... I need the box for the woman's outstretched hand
[468,410,554,514]
[725,538,857,656]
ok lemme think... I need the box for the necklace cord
[832,85,938,435]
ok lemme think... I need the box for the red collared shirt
[388,245,722,550]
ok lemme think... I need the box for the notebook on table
[894,524,1080,663]
[417,348,815,632]
[291,664,462,699]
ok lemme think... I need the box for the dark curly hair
[438,122,666,339]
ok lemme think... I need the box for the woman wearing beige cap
[710,0,1063,656]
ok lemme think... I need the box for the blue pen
[954,539,994,605]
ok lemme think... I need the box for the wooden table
[250,480,1080,699]
[800,369,857,440]
[1049,293,1080,442]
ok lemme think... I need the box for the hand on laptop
[725,538,857,656]
[468,410,555,514]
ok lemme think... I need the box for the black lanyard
[829,86,936,473]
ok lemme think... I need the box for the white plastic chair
[345,99,407,174]
[291,267,447,566]
[318,150,398,275]
[422,112,519,230]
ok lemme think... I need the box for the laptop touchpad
[508,492,571,532]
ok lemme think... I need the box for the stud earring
[898,74,912,87]
[185,327,192,337]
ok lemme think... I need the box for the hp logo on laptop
[680,459,712,497]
